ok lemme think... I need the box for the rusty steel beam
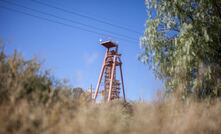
[93,51,107,100]
[107,56,116,101]
[120,63,126,102]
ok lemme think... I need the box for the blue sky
[0,0,163,101]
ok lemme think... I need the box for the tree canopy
[140,0,221,99]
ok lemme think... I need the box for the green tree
[140,0,221,99]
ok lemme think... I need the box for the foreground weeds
[0,48,221,134]
[0,98,221,134]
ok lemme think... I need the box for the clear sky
[0,0,163,101]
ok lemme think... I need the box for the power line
[30,0,142,35]
[1,0,138,41]
[0,5,138,43]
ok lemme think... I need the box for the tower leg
[107,56,117,102]
[120,64,126,102]
[94,51,107,100]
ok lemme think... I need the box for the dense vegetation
[140,0,221,99]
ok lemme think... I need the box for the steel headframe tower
[93,41,126,102]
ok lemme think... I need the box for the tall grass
[0,48,220,134]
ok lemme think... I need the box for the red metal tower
[93,41,126,102]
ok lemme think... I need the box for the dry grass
[0,48,221,134]
[0,98,221,134]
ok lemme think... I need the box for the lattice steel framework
[93,41,126,102]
